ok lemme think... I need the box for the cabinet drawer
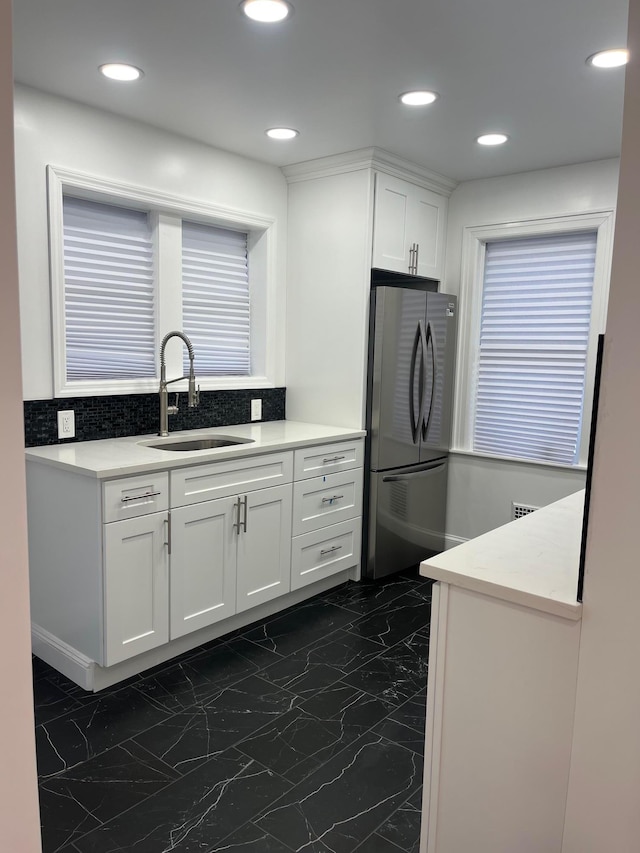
[171,452,293,508]
[103,472,169,523]
[294,440,364,481]
[293,469,363,536]
[291,518,362,591]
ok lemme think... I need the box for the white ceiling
[12,0,629,182]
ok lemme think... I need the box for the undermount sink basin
[141,435,255,452]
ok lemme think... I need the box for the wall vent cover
[512,502,539,521]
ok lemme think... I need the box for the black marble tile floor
[33,569,433,853]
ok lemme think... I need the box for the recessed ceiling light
[476,133,509,146]
[99,63,143,82]
[399,90,439,106]
[241,0,292,22]
[266,127,299,140]
[587,48,629,68]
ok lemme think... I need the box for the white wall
[443,159,619,541]
[447,452,587,543]
[562,0,640,847]
[0,7,42,850]
[14,85,288,401]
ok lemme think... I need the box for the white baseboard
[32,566,358,692]
[444,533,469,550]
[31,624,94,690]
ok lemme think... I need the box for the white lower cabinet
[237,484,293,612]
[170,496,238,640]
[27,436,364,685]
[292,518,362,591]
[291,456,363,591]
[170,484,293,636]
[103,512,169,666]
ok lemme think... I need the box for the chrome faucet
[158,331,200,436]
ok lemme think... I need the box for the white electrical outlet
[57,409,75,439]
[251,398,262,421]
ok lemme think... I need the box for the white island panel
[420,489,585,853]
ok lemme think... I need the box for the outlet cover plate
[57,409,75,439]
[251,399,262,421]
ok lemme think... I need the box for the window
[48,166,275,397]
[62,197,156,382]
[181,221,250,376]
[454,212,614,467]
[473,232,597,465]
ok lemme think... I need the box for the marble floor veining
[32,569,433,853]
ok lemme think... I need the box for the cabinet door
[372,173,412,274]
[236,484,293,613]
[104,512,169,666]
[412,186,447,280]
[170,496,238,639]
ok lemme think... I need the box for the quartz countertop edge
[420,490,584,621]
[25,420,366,479]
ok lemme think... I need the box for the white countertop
[420,490,585,620]
[25,420,366,479]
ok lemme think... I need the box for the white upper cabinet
[372,172,447,281]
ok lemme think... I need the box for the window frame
[48,165,277,397]
[453,210,615,469]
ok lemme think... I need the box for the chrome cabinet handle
[321,495,344,504]
[233,496,241,533]
[409,242,419,274]
[320,545,343,557]
[242,495,248,533]
[164,514,171,555]
[232,496,248,533]
[121,491,161,503]
[323,455,346,464]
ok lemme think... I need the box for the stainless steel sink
[141,435,255,452]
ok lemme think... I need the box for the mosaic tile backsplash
[24,388,286,447]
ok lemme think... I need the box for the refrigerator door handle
[421,320,437,441]
[409,320,425,444]
[382,461,446,482]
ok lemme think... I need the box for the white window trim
[453,210,615,468]
[48,165,278,397]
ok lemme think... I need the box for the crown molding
[282,147,457,196]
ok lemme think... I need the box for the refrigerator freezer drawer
[292,469,363,536]
[291,518,362,591]
[367,458,448,579]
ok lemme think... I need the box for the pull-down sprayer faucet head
[158,331,199,436]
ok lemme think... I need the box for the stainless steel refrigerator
[364,269,458,579]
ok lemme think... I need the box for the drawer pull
[322,455,346,464]
[320,545,343,557]
[120,490,162,503]
[321,494,344,504]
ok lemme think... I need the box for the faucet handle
[167,392,179,416]
[195,385,201,407]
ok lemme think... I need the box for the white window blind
[182,221,250,376]
[62,196,155,381]
[473,231,597,464]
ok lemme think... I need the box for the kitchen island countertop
[25,420,365,479]
[420,489,584,620]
